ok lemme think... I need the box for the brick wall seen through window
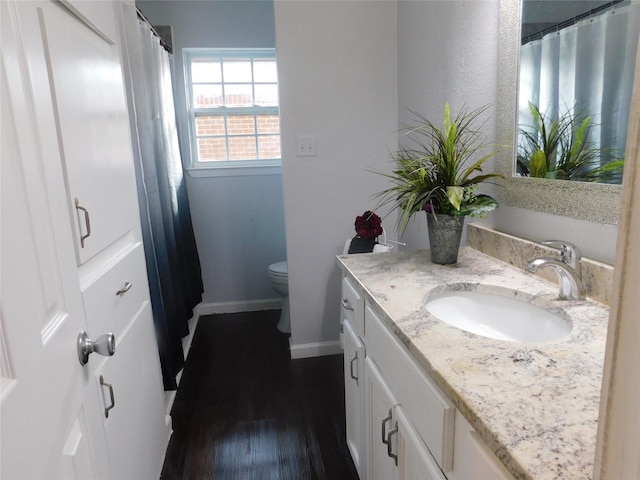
[185,49,280,166]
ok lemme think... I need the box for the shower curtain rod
[136,7,172,53]
[523,0,624,45]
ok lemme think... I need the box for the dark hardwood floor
[160,310,359,480]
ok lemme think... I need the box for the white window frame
[183,48,281,173]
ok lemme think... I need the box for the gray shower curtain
[121,4,203,390]
[519,1,640,156]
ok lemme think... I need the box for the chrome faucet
[526,240,583,300]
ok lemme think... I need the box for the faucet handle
[542,240,582,266]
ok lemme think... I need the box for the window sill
[186,164,282,178]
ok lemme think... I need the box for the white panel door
[0,1,110,477]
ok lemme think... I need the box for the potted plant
[374,102,502,264]
[517,101,624,183]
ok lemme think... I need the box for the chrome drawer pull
[342,299,354,311]
[381,408,392,445]
[75,198,91,248]
[100,375,116,418]
[350,352,358,384]
[116,281,132,296]
[387,422,398,465]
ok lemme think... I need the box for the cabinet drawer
[365,302,455,472]
[341,275,364,338]
[82,243,149,340]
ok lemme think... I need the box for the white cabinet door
[365,357,399,480]
[0,2,109,476]
[450,410,513,480]
[365,358,447,480]
[395,407,447,480]
[344,320,365,478]
[95,303,168,480]
[38,0,139,264]
[365,302,455,472]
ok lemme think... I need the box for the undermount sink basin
[425,291,571,343]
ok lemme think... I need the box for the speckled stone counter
[337,247,609,480]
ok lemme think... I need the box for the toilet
[267,261,290,333]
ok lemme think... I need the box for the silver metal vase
[426,213,464,265]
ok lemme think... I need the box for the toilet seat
[268,261,287,277]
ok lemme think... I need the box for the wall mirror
[496,0,639,225]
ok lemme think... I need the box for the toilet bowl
[268,261,290,333]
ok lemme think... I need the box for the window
[184,49,280,168]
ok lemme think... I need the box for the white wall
[274,0,398,355]
[137,1,287,308]
[396,0,501,250]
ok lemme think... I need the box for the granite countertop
[337,247,609,480]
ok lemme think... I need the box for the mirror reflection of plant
[518,102,624,183]
[374,103,503,234]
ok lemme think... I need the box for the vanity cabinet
[340,271,514,480]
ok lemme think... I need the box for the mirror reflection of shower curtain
[120,4,204,390]
[519,2,640,157]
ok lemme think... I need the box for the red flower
[354,211,383,238]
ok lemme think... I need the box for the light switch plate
[296,134,317,157]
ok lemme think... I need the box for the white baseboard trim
[196,298,282,315]
[290,340,343,359]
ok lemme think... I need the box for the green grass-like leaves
[374,103,502,235]
[517,102,624,183]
